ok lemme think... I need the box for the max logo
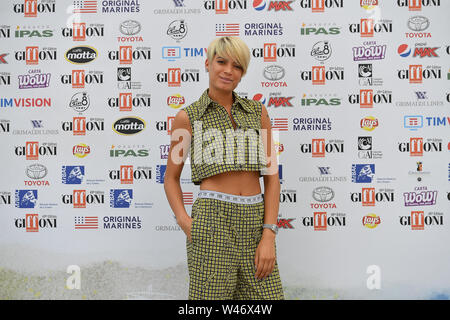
[277,218,295,229]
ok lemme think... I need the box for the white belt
[197,190,263,204]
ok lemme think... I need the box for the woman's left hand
[254,235,276,280]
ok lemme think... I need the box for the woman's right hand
[177,214,193,242]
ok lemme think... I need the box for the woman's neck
[207,88,234,108]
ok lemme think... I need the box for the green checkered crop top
[182,89,268,186]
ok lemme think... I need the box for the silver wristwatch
[263,224,278,235]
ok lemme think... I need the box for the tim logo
[264,43,276,62]
[15,190,37,208]
[410,137,423,156]
[62,166,85,184]
[312,139,325,157]
[312,66,325,85]
[352,164,375,183]
[156,165,167,184]
[168,68,181,87]
[110,189,133,208]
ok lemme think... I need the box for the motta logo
[300,66,344,85]
[62,190,105,208]
[109,165,152,184]
[360,116,379,131]
[399,211,444,230]
[253,0,295,12]
[300,23,340,35]
[252,43,296,62]
[64,46,98,64]
[107,46,151,64]
[108,93,151,111]
[301,212,346,231]
[349,19,393,37]
[62,117,105,136]
[350,188,395,206]
[61,22,105,41]
[14,214,57,232]
[13,0,56,17]
[113,117,146,135]
[15,46,56,65]
[298,0,344,12]
[397,0,440,11]
[398,65,441,83]
[348,89,392,108]
[156,68,200,87]
[300,94,341,107]
[299,139,344,157]
[15,142,57,160]
[61,70,104,88]
[73,143,90,158]
[362,214,381,229]
[204,0,248,14]
[398,137,442,156]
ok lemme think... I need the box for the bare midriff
[200,170,262,196]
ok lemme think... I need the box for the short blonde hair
[207,37,250,76]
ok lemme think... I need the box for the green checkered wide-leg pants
[186,194,284,300]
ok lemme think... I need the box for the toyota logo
[263,65,285,81]
[407,16,430,32]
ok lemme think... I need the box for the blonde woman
[164,37,284,300]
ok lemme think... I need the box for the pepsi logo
[398,44,411,57]
[253,0,266,11]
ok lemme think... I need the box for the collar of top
[195,89,254,119]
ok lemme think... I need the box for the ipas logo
[62,22,105,41]
[399,211,443,230]
[109,165,152,184]
[15,214,57,232]
[300,23,340,36]
[300,93,341,107]
[299,139,344,157]
[110,145,150,158]
[62,190,105,208]
[14,26,53,38]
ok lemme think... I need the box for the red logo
[72,70,85,88]
[73,23,86,41]
[312,139,325,158]
[26,46,39,65]
[26,214,39,232]
[168,68,181,87]
[410,137,423,156]
[312,66,325,85]
[120,46,132,64]
[120,93,132,111]
[362,188,375,206]
[24,0,37,17]
[314,212,327,231]
[73,190,86,208]
[360,89,373,108]
[120,165,133,184]
[409,65,422,84]
[411,211,424,230]
[361,19,374,37]
[26,141,39,160]
[264,43,277,62]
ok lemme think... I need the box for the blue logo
[15,190,37,208]
[278,164,283,184]
[352,164,375,183]
[110,189,133,208]
[62,166,85,184]
[404,115,423,131]
[156,165,167,184]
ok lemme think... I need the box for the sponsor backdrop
[0,0,449,300]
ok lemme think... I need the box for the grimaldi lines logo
[13,0,56,17]
[350,188,395,206]
[398,137,442,156]
[109,165,152,184]
[298,0,344,12]
[399,211,443,230]
[14,214,57,232]
[15,46,56,65]
[299,139,344,157]
[251,43,296,62]
[62,22,105,41]
[62,117,105,136]
[300,212,347,231]
[15,141,57,160]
